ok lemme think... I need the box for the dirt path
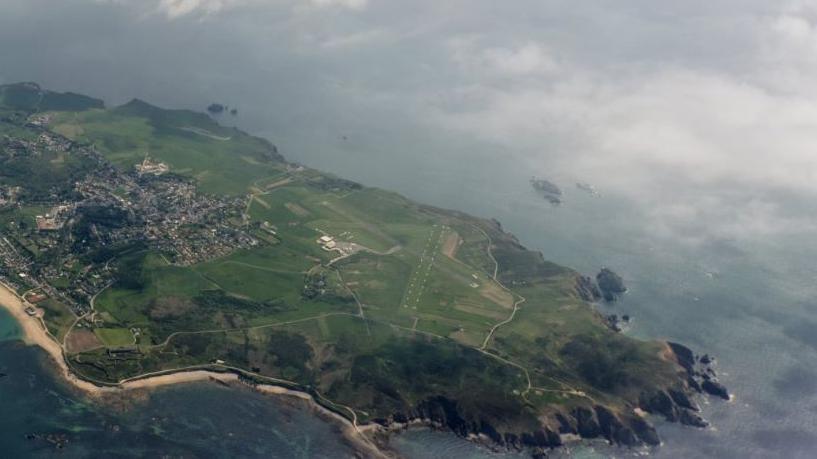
[441,230,461,259]
[480,296,526,349]
[474,225,499,280]
[149,311,361,349]
[474,224,525,350]
[222,260,306,274]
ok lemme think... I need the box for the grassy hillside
[0,82,103,112]
[50,99,284,195]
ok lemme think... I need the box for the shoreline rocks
[573,268,627,303]
[366,339,731,457]
[596,268,627,302]
[575,275,602,302]
[668,342,730,401]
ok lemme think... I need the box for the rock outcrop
[575,275,602,302]
[701,380,729,400]
[530,177,562,205]
[376,396,564,451]
[596,268,627,301]
[553,406,659,447]
[667,342,730,401]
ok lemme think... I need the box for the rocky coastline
[365,340,729,457]
[575,267,627,303]
[596,268,627,301]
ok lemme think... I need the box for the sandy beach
[0,282,111,394]
[0,282,242,394]
[255,383,389,457]
[0,281,389,458]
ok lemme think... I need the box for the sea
[3,155,817,458]
[2,1,817,454]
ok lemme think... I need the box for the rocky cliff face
[372,341,729,456]
[375,398,665,454]
[574,275,602,302]
[574,268,627,303]
[636,342,730,428]
[667,342,730,401]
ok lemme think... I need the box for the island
[0,82,728,456]
[206,103,225,114]
[530,177,562,205]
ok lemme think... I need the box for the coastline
[0,282,109,395]
[0,282,389,458]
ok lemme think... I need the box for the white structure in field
[135,152,169,176]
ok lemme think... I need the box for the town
[0,123,259,319]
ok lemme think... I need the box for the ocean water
[1,103,815,459]
[357,165,817,459]
[1,2,816,453]
[0,309,358,458]
[3,149,815,458]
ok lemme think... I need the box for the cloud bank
[9,0,817,246]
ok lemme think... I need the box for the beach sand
[0,282,109,394]
[0,281,390,458]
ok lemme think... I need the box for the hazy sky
[3,0,817,246]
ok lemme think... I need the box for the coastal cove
[0,281,386,457]
[0,329,364,457]
[0,282,598,459]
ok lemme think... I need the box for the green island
[0,82,727,454]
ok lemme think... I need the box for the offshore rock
[679,408,709,428]
[530,177,563,205]
[701,380,730,400]
[596,268,626,301]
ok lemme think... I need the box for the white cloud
[157,0,228,18]
[92,0,248,19]
[449,38,560,78]
[65,0,817,243]
[431,16,817,244]
[318,28,385,49]
[308,0,368,10]
[93,0,369,20]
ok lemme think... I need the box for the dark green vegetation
[0,82,103,113]
[0,84,707,450]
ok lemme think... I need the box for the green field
[94,328,135,347]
